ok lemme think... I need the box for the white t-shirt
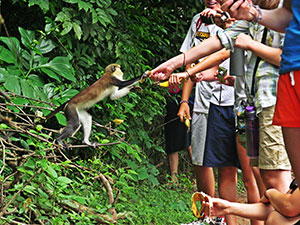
[180,13,234,113]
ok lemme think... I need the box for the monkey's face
[105,63,124,79]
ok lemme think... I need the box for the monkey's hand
[140,70,151,83]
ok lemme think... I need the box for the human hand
[190,72,203,83]
[213,9,236,29]
[217,74,235,86]
[235,33,253,50]
[203,197,230,217]
[150,55,183,81]
[201,8,217,18]
[168,72,188,87]
[177,103,191,122]
[220,0,256,22]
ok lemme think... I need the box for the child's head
[203,0,221,10]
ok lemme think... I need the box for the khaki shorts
[191,112,208,166]
[257,106,291,170]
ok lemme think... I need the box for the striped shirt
[217,20,285,114]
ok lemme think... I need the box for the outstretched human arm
[188,49,230,81]
[265,188,300,218]
[234,33,282,67]
[203,197,273,221]
[220,0,293,33]
[149,36,223,81]
[167,48,229,86]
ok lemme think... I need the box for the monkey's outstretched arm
[112,76,141,89]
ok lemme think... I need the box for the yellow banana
[159,80,170,87]
[183,115,190,130]
[159,76,185,88]
[113,119,124,125]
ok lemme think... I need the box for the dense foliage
[0,0,205,224]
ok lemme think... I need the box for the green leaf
[38,188,49,199]
[57,176,72,184]
[71,196,87,204]
[0,36,21,54]
[40,57,75,81]
[40,68,61,81]
[36,124,43,131]
[23,185,36,195]
[148,175,159,186]
[0,46,17,64]
[37,39,56,54]
[0,68,9,82]
[24,158,35,169]
[78,1,92,12]
[4,75,20,94]
[47,166,58,178]
[20,79,35,98]
[18,27,35,49]
[63,0,79,3]
[56,113,66,126]
[72,22,82,40]
[136,167,149,180]
[28,74,45,87]
[28,0,49,12]
[61,21,73,36]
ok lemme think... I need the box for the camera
[217,66,227,83]
[200,14,214,24]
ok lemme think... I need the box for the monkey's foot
[85,141,101,148]
[130,86,143,92]
[56,139,68,150]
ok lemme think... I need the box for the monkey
[46,63,149,148]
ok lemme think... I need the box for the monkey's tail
[45,102,67,121]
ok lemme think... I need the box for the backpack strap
[250,27,268,98]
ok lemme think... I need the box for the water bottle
[230,47,245,76]
[244,106,259,159]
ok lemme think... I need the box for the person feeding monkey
[46,63,149,148]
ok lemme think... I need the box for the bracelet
[250,5,262,23]
[180,100,189,104]
[186,70,191,77]
[264,190,269,200]
[185,70,191,81]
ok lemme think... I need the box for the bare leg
[218,166,237,225]
[187,145,192,162]
[236,136,263,225]
[168,152,179,184]
[194,166,215,196]
[282,127,300,190]
[266,210,300,225]
[260,169,291,193]
[252,167,266,197]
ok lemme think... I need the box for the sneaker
[215,216,226,225]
